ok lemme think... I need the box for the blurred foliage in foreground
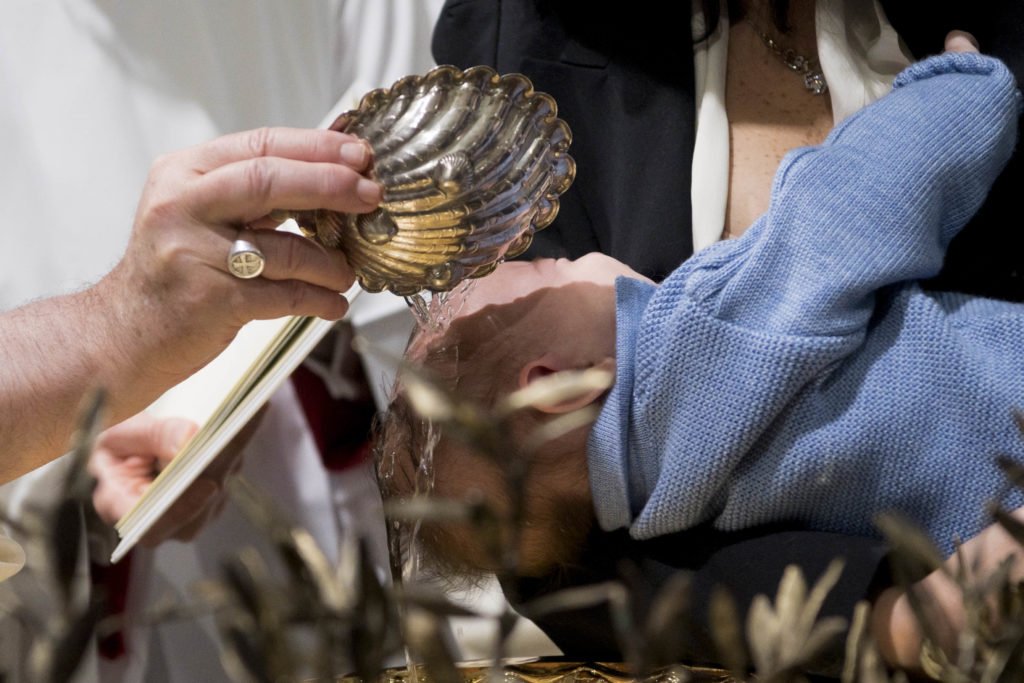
[5,389,1024,682]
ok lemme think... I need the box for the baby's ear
[518,356,615,414]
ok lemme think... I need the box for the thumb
[154,418,199,464]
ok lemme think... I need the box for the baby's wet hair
[373,312,595,581]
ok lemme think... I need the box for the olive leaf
[1013,410,1024,440]
[497,368,613,416]
[518,405,601,456]
[27,598,103,683]
[709,585,747,681]
[841,601,903,683]
[402,607,462,683]
[875,512,947,579]
[405,377,460,424]
[47,388,107,606]
[746,560,847,682]
[995,455,1024,492]
[519,580,630,620]
[637,571,697,673]
[352,537,401,683]
[519,581,638,667]
[385,496,495,527]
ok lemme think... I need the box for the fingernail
[357,178,384,205]
[341,142,369,167]
[945,30,980,53]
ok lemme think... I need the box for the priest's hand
[95,127,382,413]
[0,127,380,483]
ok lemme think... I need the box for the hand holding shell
[281,65,576,296]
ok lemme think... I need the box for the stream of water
[376,280,479,679]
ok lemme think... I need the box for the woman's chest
[723,23,835,239]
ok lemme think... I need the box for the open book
[110,284,361,562]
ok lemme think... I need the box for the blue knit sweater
[587,53,1023,554]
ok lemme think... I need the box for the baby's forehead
[402,306,477,362]
[403,257,609,361]
[456,260,560,316]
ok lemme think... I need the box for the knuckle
[244,157,276,202]
[286,280,309,312]
[281,236,307,274]
[246,126,275,158]
[147,235,203,288]
[323,165,357,197]
[149,152,176,176]
[140,154,181,199]
[313,129,337,157]
[143,195,182,224]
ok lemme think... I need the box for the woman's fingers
[88,414,201,525]
[141,479,220,546]
[944,30,980,54]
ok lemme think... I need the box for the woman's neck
[723,0,834,239]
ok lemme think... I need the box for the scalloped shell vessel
[286,65,576,296]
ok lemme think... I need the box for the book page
[111,286,361,562]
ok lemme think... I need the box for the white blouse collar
[690,0,913,253]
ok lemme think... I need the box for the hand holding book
[91,409,263,549]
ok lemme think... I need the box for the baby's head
[376,254,648,578]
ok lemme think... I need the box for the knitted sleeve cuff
[893,51,1018,102]
[587,275,657,532]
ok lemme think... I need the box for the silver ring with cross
[227,235,266,279]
